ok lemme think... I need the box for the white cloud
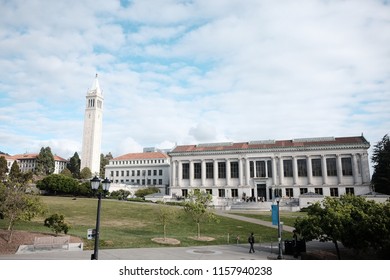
[0,0,389,168]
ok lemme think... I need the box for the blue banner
[271,204,279,225]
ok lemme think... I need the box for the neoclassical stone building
[168,136,371,207]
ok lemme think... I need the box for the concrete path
[215,211,295,232]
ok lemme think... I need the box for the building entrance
[257,184,267,201]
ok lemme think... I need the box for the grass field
[230,211,307,227]
[0,196,295,250]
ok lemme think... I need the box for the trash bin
[284,240,294,255]
[297,239,306,253]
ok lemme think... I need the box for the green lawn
[0,196,283,249]
[230,211,307,227]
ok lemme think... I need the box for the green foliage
[371,134,390,195]
[8,161,21,181]
[60,168,73,177]
[110,189,131,200]
[294,195,390,259]
[135,187,160,198]
[158,204,179,240]
[0,180,46,242]
[0,156,8,181]
[184,190,219,238]
[67,152,81,178]
[35,147,55,175]
[80,167,92,179]
[36,174,80,195]
[44,213,71,235]
[100,153,113,179]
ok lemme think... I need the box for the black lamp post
[90,176,111,260]
[274,188,283,260]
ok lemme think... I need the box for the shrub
[44,213,70,235]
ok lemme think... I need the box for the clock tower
[81,74,103,176]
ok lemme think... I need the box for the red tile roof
[170,136,369,153]
[113,152,169,161]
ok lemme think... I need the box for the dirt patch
[0,229,83,255]
[151,237,181,245]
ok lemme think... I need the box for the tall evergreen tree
[0,156,8,181]
[371,134,390,195]
[67,152,81,178]
[9,161,21,182]
[100,152,113,178]
[35,147,55,175]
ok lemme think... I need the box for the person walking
[248,232,255,253]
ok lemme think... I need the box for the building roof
[113,152,169,161]
[3,153,68,162]
[170,136,369,154]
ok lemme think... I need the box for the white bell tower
[81,74,103,175]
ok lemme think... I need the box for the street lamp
[274,188,283,260]
[90,176,111,260]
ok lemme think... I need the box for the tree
[0,179,46,242]
[294,195,390,259]
[0,156,8,181]
[8,161,21,182]
[100,152,113,178]
[371,134,390,194]
[183,190,218,239]
[67,152,81,178]
[35,147,55,175]
[36,174,79,195]
[158,204,179,241]
[44,213,70,235]
[60,168,73,177]
[80,167,92,179]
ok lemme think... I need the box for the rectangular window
[346,187,355,195]
[116,171,119,176]
[256,161,266,177]
[148,170,151,176]
[342,158,353,176]
[126,170,129,176]
[300,188,308,195]
[218,189,225,197]
[230,162,239,178]
[159,169,163,176]
[297,159,307,177]
[286,188,293,198]
[153,170,157,176]
[250,161,254,178]
[159,179,162,185]
[147,179,151,185]
[283,159,293,177]
[137,170,140,176]
[194,162,201,179]
[267,160,272,177]
[312,159,322,176]
[231,189,238,197]
[142,179,145,185]
[132,170,135,176]
[330,187,339,197]
[182,189,188,197]
[315,188,323,195]
[152,179,156,185]
[182,163,189,179]
[206,162,214,179]
[111,171,114,177]
[206,189,212,195]
[218,162,226,178]
[326,158,337,176]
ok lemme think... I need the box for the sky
[0,0,389,163]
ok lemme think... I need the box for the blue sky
[0,0,389,162]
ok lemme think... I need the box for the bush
[44,213,71,235]
[135,187,160,198]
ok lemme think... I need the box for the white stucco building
[168,136,372,209]
[3,153,68,174]
[81,74,104,175]
[104,148,170,195]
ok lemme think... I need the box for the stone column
[171,160,177,188]
[306,156,312,185]
[272,157,277,186]
[336,154,342,185]
[201,160,206,187]
[321,155,327,185]
[239,158,244,186]
[214,160,218,186]
[245,158,250,186]
[279,156,284,186]
[352,154,359,185]
[292,156,298,185]
[189,160,194,187]
[226,159,231,187]
[177,161,182,186]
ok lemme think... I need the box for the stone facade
[168,136,371,206]
[104,149,170,194]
